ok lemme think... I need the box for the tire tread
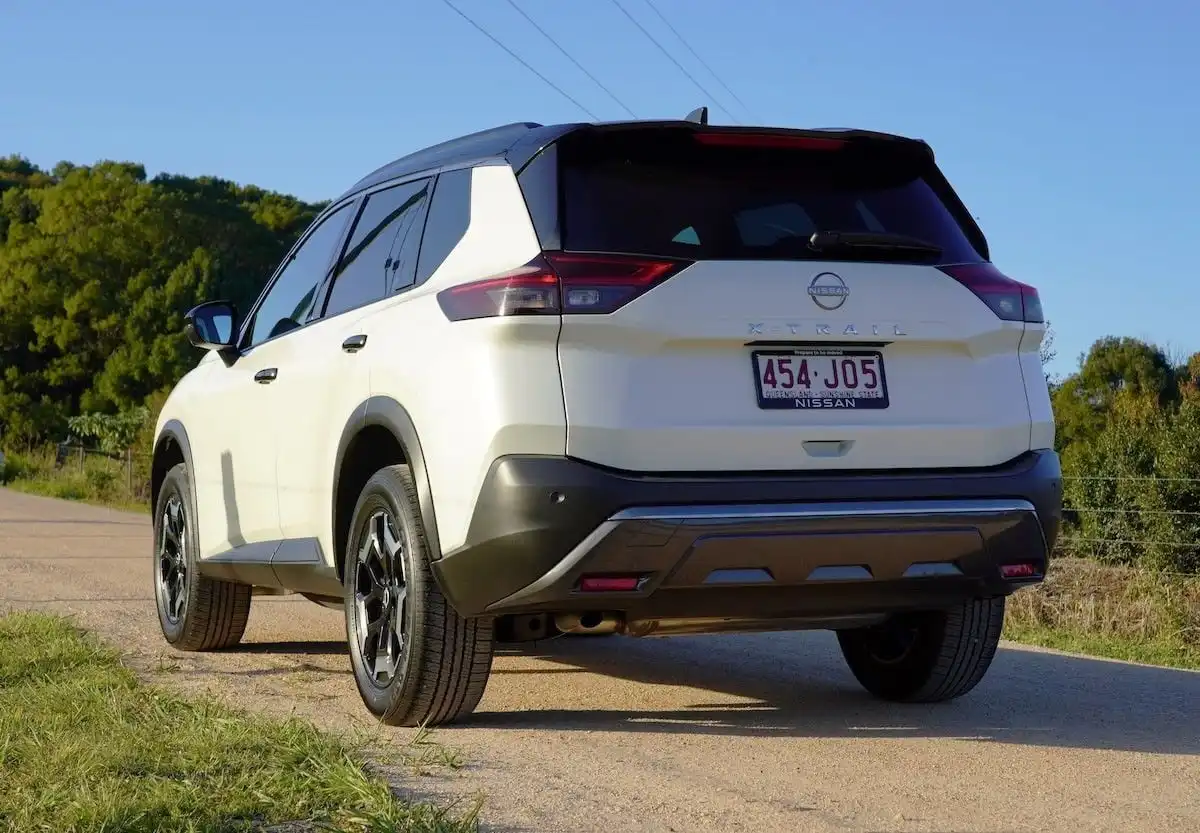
[156,463,251,652]
[354,465,493,727]
[838,596,1005,704]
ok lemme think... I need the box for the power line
[439,0,599,120]
[503,0,637,119]
[640,0,756,121]
[608,0,738,124]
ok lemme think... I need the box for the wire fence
[10,451,1200,579]
[43,442,153,503]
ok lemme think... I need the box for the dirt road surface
[1,487,1197,832]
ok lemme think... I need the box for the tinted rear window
[558,129,983,264]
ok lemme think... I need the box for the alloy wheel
[353,509,409,686]
[157,494,188,623]
[865,615,923,665]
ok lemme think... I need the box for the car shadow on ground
[467,631,1199,755]
[236,640,347,657]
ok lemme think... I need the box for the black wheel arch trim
[153,419,199,536]
[333,396,442,567]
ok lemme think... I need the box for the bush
[1061,390,1200,575]
[1007,558,1199,667]
[0,446,146,510]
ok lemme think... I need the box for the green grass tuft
[0,612,481,833]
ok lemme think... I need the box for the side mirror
[184,301,238,363]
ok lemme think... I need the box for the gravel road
[1,487,1196,832]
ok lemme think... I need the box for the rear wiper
[808,230,943,258]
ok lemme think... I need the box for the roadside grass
[0,612,481,833]
[1005,557,1200,670]
[0,446,148,513]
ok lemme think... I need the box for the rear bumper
[432,450,1062,621]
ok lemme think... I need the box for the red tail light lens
[578,575,642,593]
[436,252,690,322]
[937,263,1044,324]
[1000,562,1041,579]
[693,132,846,151]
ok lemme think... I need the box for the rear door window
[415,168,472,285]
[558,129,984,264]
[323,178,432,318]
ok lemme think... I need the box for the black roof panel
[335,119,928,202]
[336,121,544,201]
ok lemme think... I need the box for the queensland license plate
[751,348,889,410]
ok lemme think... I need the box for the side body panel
[366,163,566,556]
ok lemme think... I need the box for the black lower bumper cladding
[431,450,1062,620]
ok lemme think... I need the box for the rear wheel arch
[332,397,441,582]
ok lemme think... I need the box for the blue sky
[3,0,1197,378]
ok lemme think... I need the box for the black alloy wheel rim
[353,509,409,687]
[158,493,188,624]
[865,617,922,665]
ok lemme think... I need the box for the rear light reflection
[937,263,1044,324]
[436,252,690,322]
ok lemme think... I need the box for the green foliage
[1056,337,1200,575]
[0,157,322,446]
[68,407,149,454]
[1053,336,1179,456]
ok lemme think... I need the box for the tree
[1053,336,1176,456]
[0,158,321,446]
[1039,322,1056,372]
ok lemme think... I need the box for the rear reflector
[578,575,641,593]
[1000,563,1040,579]
[436,252,690,321]
[693,132,847,151]
[938,263,1044,324]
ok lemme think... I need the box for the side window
[671,226,701,245]
[324,178,432,318]
[243,202,352,348]
[414,168,472,285]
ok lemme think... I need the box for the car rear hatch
[507,124,1043,472]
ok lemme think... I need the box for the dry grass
[1005,557,1200,668]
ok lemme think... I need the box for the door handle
[342,334,368,353]
[254,368,278,384]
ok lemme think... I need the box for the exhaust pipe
[554,611,623,635]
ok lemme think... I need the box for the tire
[836,597,1005,703]
[343,464,494,727]
[153,462,251,651]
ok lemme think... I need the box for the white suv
[151,119,1062,726]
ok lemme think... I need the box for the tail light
[1000,562,1041,580]
[578,575,643,593]
[436,252,690,322]
[937,263,1044,324]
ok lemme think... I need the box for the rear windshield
[558,129,984,264]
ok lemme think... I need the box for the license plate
[751,348,889,410]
